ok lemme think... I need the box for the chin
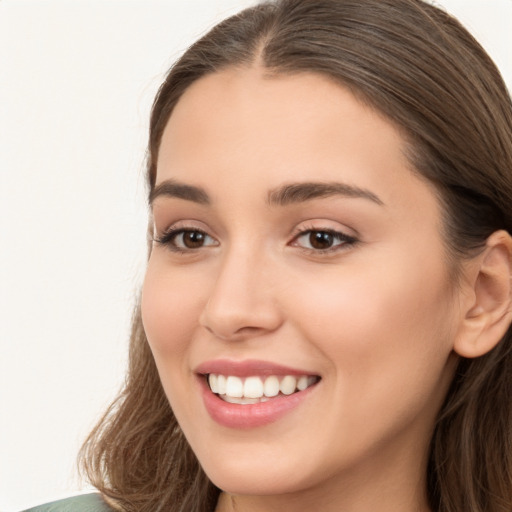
[207,467,307,497]
[198,448,326,497]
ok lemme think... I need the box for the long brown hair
[80,1,512,511]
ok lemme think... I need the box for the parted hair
[80,1,512,511]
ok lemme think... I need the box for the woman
[25,0,512,511]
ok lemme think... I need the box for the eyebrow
[149,179,383,207]
[267,181,384,206]
[149,179,210,205]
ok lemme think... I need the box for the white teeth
[263,375,280,397]
[244,376,264,398]
[297,375,309,391]
[217,374,226,395]
[208,374,218,393]
[280,375,297,395]
[225,376,243,398]
[207,373,318,400]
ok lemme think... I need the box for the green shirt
[22,493,115,512]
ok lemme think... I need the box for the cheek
[141,257,205,360]
[303,243,454,341]
[288,251,457,419]
[140,258,210,427]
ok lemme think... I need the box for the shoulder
[21,493,116,512]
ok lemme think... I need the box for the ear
[454,230,512,358]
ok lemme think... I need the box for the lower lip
[199,377,318,429]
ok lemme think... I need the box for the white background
[0,1,510,510]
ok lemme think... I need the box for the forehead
[156,67,437,217]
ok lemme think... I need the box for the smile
[208,374,319,404]
[195,360,321,428]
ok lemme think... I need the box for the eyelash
[154,226,358,255]
[290,227,358,254]
[154,227,217,254]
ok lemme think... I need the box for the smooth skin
[141,68,512,512]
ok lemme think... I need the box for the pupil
[310,231,333,249]
[184,231,205,248]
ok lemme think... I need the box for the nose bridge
[200,240,281,340]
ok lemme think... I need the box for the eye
[155,228,218,251]
[292,229,357,252]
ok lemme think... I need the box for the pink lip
[195,358,316,377]
[195,359,320,429]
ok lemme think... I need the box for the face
[142,69,462,504]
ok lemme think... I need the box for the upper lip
[195,359,319,377]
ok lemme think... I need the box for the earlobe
[454,230,512,359]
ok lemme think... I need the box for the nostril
[200,322,273,342]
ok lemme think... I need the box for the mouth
[206,373,320,404]
[195,359,321,428]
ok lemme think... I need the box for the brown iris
[309,231,335,250]
[181,230,207,249]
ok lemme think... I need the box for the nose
[199,249,283,341]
